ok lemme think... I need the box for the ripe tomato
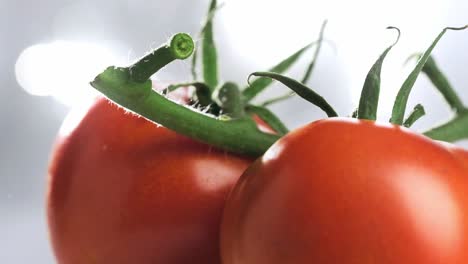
[47,96,253,264]
[448,145,468,170]
[221,117,468,264]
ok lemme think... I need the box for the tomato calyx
[91,65,279,157]
[90,0,330,157]
[250,24,468,144]
[390,25,468,125]
[90,0,467,157]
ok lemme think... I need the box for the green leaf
[421,55,466,113]
[403,104,426,128]
[201,0,220,90]
[249,72,338,117]
[301,20,328,84]
[242,43,316,102]
[357,27,400,120]
[390,25,468,125]
[192,3,224,81]
[424,110,468,142]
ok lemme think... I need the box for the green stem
[191,45,199,81]
[422,56,466,113]
[91,67,279,157]
[129,33,194,83]
[424,111,468,142]
[301,20,327,84]
[201,0,220,90]
[403,104,425,128]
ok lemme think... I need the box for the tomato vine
[90,0,468,157]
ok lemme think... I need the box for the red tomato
[47,96,252,264]
[448,145,468,170]
[221,117,468,264]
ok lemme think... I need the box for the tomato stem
[91,67,279,157]
[403,104,425,128]
[129,33,194,83]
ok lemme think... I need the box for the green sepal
[249,72,338,117]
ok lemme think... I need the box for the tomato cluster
[46,1,468,263]
[47,98,468,264]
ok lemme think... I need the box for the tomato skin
[449,145,468,169]
[47,97,252,264]
[221,117,468,264]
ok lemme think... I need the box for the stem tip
[170,33,195,60]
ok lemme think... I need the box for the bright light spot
[58,98,97,137]
[15,41,118,107]
[394,168,461,257]
[262,140,284,163]
[194,159,240,192]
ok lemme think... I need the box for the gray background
[1,0,468,263]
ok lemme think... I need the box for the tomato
[448,145,468,170]
[221,117,468,264]
[47,96,253,264]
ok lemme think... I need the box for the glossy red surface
[221,118,468,264]
[47,97,251,264]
